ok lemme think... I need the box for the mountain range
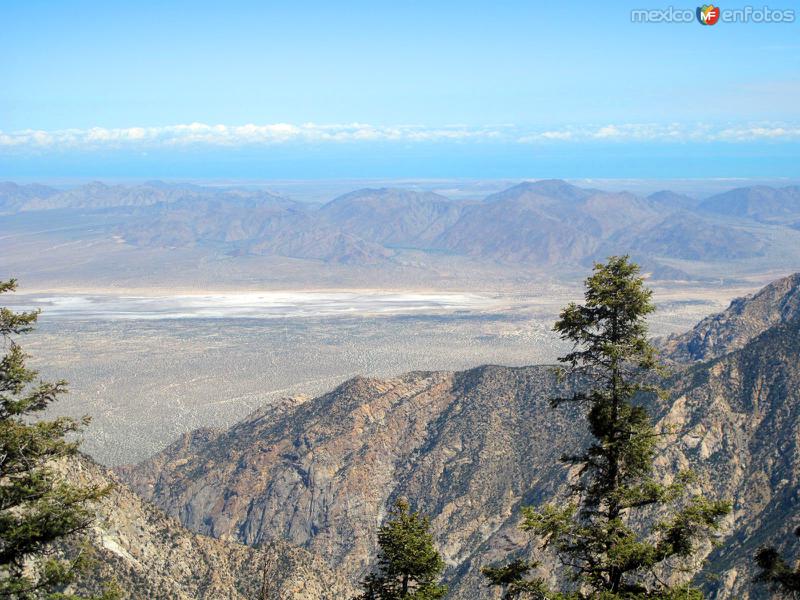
[3,180,800,275]
[110,271,800,599]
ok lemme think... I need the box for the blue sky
[1,0,799,179]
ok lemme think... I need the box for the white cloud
[518,130,574,142]
[714,125,800,141]
[517,122,800,143]
[594,125,622,139]
[0,122,503,149]
[1,121,799,150]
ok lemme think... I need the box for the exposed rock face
[61,456,355,599]
[661,318,800,598]
[118,367,584,597]
[661,272,800,362]
[118,273,800,599]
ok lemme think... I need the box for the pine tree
[0,279,110,598]
[484,256,730,599]
[354,498,447,600]
[754,526,800,598]
[482,558,549,599]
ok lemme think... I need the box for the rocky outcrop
[662,318,800,598]
[660,272,800,362]
[61,456,355,599]
[118,367,584,597]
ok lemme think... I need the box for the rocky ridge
[660,271,800,362]
[117,272,800,599]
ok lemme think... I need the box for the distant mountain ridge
[647,190,703,210]
[3,179,800,273]
[700,185,800,222]
[320,188,465,247]
[118,272,800,599]
[0,181,59,213]
[0,180,292,213]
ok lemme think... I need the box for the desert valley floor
[10,279,770,464]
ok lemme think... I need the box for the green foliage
[481,559,549,599]
[484,257,730,599]
[0,279,109,599]
[754,526,800,598]
[355,498,447,600]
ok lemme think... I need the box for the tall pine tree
[0,279,109,598]
[355,498,447,600]
[484,256,730,599]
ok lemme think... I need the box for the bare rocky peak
[662,317,800,599]
[117,366,582,597]
[661,271,800,362]
[432,181,664,264]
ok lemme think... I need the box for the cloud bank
[1,121,798,150]
[517,123,800,143]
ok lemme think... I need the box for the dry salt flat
[8,290,500,320]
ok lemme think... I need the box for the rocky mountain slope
[117,366,583,598]
[118,272,800,599]
[1,180,285,212]
[61,456,356,599]
[661,271,800,361]
[430,179,743,266]
[662,316,800,598]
